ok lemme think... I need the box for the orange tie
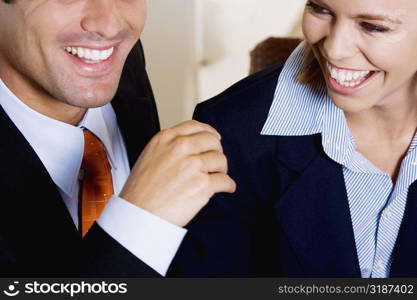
[80,129,114,237]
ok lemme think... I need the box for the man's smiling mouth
[64,46,114,64]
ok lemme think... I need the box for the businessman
[0,0,235,276]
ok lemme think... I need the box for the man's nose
[323,20,359,62]
[80,0,124,40]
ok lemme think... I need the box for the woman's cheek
[302,14,328,44]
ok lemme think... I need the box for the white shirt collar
[0,78,118,198]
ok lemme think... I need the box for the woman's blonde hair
[297,43,324,87]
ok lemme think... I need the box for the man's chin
[61,89,117,109]
[48,70,122,109]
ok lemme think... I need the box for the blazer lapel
[273,135,361,277]
[390,182,417,277]
[111,41,160,169]
[0,107,80,273]
[0,107,77,234]
[111,92,159,169]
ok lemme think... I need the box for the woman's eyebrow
[312,0,404,25]
[355,13,403,24]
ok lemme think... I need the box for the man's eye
[360,22,390,33]
[306,1,332,15]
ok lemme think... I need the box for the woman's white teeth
[64,47,114,62]
[327,62,371,88]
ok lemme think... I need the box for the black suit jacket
[0,42,161,277]
[169,63,417,277]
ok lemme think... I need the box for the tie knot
[81,129,111,175]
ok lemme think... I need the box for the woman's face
[302,0,417,114]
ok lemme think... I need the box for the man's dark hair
[3,0,12,3]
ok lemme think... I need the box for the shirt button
[375,261,385,272]
[361,268,369,275]
[383,209,393,219]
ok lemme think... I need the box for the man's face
[0,0,146,113]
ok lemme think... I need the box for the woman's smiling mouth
[326,61,381,95]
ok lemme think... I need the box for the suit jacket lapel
[0,107,81,273]
[0,107,77,233]
[111,41,160,169]
[273,135,361,277]
[390,182,417,277]
[111,92,159,169]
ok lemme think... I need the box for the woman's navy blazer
[168,63,417,277]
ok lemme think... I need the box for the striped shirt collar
[261,41,356,168]
[261,41,326,136]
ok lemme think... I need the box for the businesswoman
[170,0,417,278]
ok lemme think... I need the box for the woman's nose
[323,20,359,63]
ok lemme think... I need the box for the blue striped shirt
[261,41,417,278]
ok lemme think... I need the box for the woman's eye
[360,22,390,33]
[306,1,332,15]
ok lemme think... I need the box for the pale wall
[141,0,198,129]
[142,0,305,128]
[197,0,305,101]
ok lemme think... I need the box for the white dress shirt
[0,78,186,276]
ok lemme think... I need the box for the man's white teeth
[64,47,114,62]
[327,62,372,88]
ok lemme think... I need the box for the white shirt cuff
[97,195,187,276]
